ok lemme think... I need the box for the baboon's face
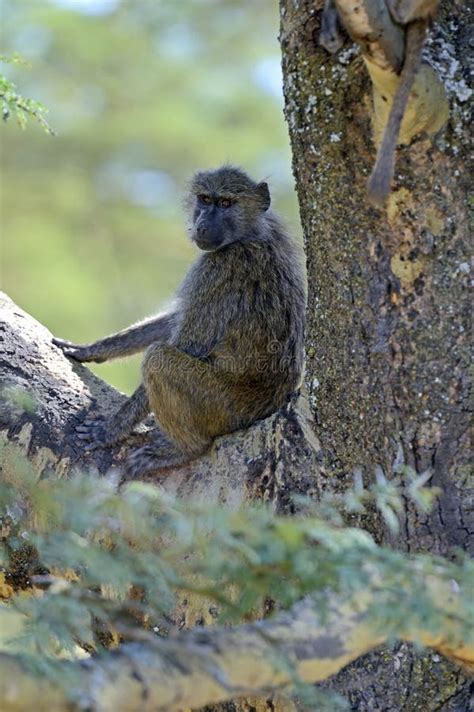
[191,192,241,252]
[188,167,271,252]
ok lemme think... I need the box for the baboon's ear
[257,182,271,211]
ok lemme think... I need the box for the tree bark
[280,0,472,708]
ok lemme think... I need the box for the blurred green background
[0,0,300,394]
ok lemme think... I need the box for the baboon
[54,166,306,477]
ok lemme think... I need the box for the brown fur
[54,166,306,477]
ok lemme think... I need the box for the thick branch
[0,571,471,711]
[0,291,322,507]
[335,0,404,70]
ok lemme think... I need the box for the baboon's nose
[197,226,208,238]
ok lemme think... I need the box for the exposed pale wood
[333,0,448,144]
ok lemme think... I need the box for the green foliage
[292,683,349,712]
[0,452,472,692]
[312,463,442,534]
[0,54,55,134]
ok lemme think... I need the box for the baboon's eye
[198,194,212,205]
[219,198,231,209]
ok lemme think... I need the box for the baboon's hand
[53,338,106,363]
[76,414,123,451]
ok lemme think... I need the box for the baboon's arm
[53,311,176,363]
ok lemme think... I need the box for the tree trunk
[279,0,472,709]
[1,2,472,707]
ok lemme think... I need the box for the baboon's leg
[76,384,150,449]
[142,343,236,457]
[124,344,237,476]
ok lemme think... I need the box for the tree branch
[0,291,322,509]
[0,569,472,711]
